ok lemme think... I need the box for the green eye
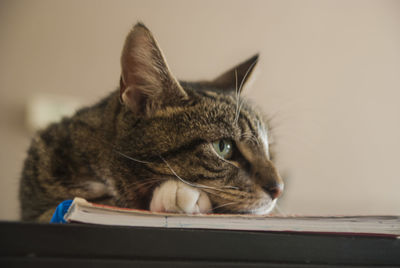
[212,139,234,159]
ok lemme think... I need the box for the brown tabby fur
[19,23,283,222]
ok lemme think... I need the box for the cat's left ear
[209,54,259,94]
[120,23,188,115]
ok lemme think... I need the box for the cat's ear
[120,23,187,115]
[210,54,259,94]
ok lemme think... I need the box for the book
[64,197,400,237]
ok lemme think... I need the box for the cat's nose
[262,181,284,200]
[253,160,284,199]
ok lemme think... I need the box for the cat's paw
[149,180,212,214]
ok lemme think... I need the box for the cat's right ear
[209,54,259,94]
[120,23,187,115]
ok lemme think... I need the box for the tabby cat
[19,23,283,222]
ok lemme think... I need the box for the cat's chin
[247,199,277,215]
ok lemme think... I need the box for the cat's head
[116,23,283,214]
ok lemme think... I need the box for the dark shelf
[1,221,399,267]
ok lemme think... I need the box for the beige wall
[1,0,399,220]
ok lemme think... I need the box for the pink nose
[263,181,284,199]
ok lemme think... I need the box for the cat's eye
[212,139,234,159]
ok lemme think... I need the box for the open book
[64,197,400,237]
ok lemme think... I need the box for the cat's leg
[150,180,212,214]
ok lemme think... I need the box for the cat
[19,22,284,222]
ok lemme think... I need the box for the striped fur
[19,23,283,221]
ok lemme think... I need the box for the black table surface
[1,221,399,267]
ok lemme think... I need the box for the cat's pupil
[219,140,225,151]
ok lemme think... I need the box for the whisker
[114,150,151,164]
[114,150,240,193]
[213,201,239,211]
[234,59,258,124]
[159,155,239,192]
[234,68,240,125]
[110,143,243,195]
[235,97,246,123]
[201,187,248,200]
[273,204,287,217]
[124,178,162,189]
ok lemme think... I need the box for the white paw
[149,180,212,214]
